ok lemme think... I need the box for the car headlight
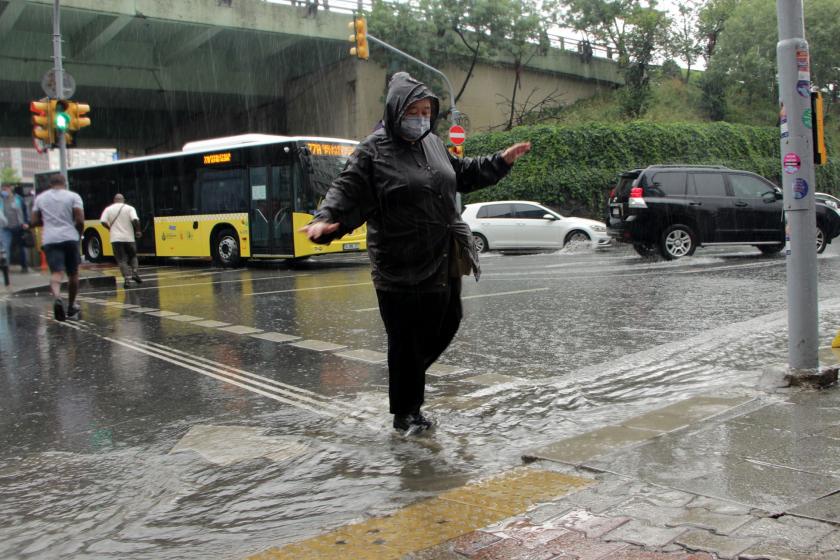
[590,225,606,232]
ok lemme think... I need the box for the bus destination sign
[203,152,233,165]
[306,143,354,157]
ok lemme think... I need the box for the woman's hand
[501,142,532,166]
[299,220,340,242]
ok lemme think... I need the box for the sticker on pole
[796,47,809,72]
[780,104,789,139]
[783,152,801,174]
[797,80,810,97]
[803,109,813,129]
[793,178,809,200]
[449,124,466,146]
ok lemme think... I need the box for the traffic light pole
[367,34,460,124]
[52,0,68,180]
[776,0,820,377]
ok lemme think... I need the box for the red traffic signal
[30,99,53,152]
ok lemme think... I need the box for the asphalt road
[2,241,839,559]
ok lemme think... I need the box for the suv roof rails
[646,164,729,169]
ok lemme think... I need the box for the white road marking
[251,332,301,343]
[81,274,302,295]
[139,341,370,419]
[353,287,550,312]
[462,287,550,300]
[247,281,372,297]
[41,314,376,421]
[106,337,338,417]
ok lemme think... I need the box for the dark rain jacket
[312,72,512,291]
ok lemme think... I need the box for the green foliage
[462,122,840,216]
[698,64,728,121]
[696,0,738,60]
[561,0,669,118]
[659,59,682,80]
[0,166,21,185]
[712,0,840,104]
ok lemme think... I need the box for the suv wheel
[659,224,696,260]
[758,244,784,255]
[816,224,827,254]
[633,243,658,258]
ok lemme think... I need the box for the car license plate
[611,206,622,217]
[343,242,360,250]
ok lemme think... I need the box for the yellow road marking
[248,467,590,559]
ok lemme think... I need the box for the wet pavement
[2,243,840,559]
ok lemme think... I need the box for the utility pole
[776,0,825,380]
[52,0,67,180]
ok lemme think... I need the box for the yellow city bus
[34,135,366,266]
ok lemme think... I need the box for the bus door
[132,163,156,254]
[249,164,293,256]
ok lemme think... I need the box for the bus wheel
[83,231,104,263]
[213,228,241,268]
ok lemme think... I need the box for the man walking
[1,183,30,273]
[30,174,84,321]
[100,194,142,289]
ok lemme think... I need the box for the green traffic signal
[55,110,70,131]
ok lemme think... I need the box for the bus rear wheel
[213,228,241,268]
[83,231,104,263]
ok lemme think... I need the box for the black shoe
[132,273,143,284]
[67,304,81,320]
[410,412,433,430]
[124,280,131,289]
[53,298,66,321]
[393,412,433,435]
[393,414,412,431]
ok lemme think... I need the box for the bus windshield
[299,141,354,196]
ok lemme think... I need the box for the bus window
[298,143,350,214]
[199,169,247,214]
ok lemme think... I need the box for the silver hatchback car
[462,200,610,253]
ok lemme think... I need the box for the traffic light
[812,91,827,165]
[30,99,54,150]
[54,100,71,132]
[66,101,91,132]
[448,145,464,158]
[348,16,369,60]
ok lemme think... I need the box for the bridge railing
[264,0,616,60]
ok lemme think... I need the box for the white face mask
[399,115,431,141]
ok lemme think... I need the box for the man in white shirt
[100,193,142,289]
[31,174,85,321]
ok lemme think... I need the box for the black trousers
[111,241,138,279]
[376,280,463,415]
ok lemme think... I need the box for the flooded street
[2,243,840,559]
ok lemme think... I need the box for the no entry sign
[449,124,466,145]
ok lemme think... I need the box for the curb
[14,275,116,295]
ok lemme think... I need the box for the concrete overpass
[0,0,622,155]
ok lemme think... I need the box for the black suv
[606,165,840,259]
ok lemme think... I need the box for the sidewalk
[1,262,116,296]
[251,356,840,560]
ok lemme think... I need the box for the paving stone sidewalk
[409,385,840,560]
[1,263,116,296]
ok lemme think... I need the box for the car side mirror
[543,213,557,220]
[772,188,783,201]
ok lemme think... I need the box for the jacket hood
[383,72,440,141]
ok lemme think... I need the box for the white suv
[461,200,610,253]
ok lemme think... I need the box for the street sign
[41,69,76,99]
[449,124,466,145]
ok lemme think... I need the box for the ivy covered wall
[462,122,840,218]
